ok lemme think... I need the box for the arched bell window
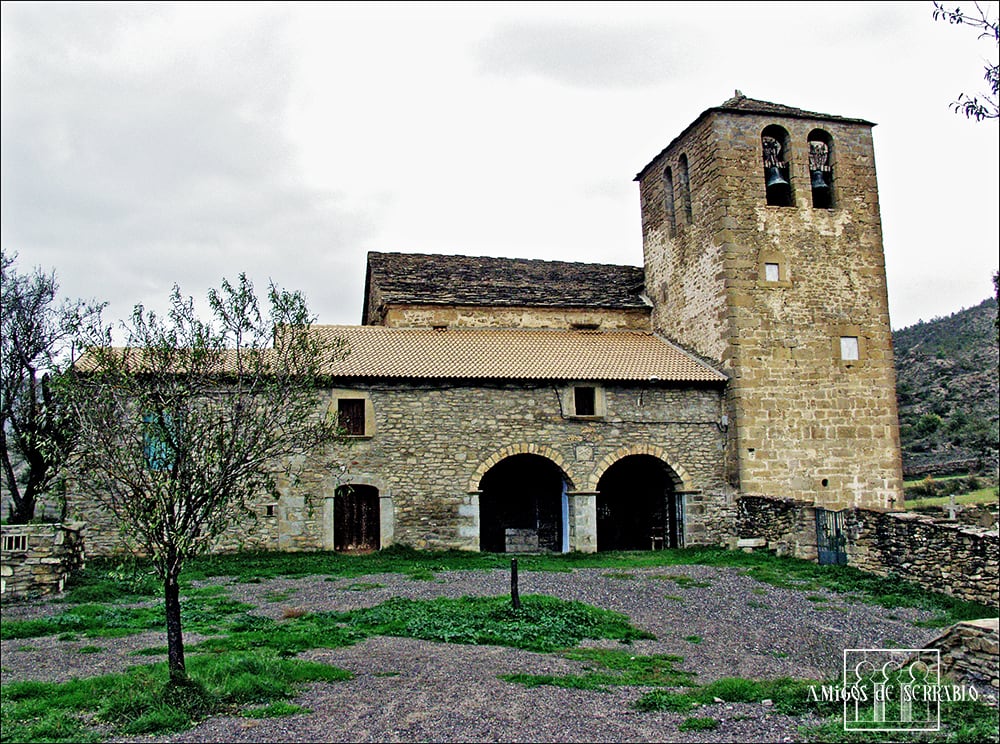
[761,125,794,207]
[808,129,834,209]
[663,166,677,237]
[678,154,693,224]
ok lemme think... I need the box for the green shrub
[631,690,696,712]
[678,716,719,731]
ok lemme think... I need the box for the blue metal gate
[815,508,847,565]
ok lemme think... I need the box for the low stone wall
[735,496,817,560]
[737,497,999,608]
[845,510,998,607]
[0,523,86,600]
[923,618,1000,692]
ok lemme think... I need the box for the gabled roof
[363,252,648,323]
[311,325,726,383]
[713,93,874,125]
[635,92,875,180]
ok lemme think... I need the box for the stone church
[76,94,905,556]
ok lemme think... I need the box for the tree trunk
[9,495,36,525]
[164,567,186,684]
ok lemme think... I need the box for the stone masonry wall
[738,496,999,607]
[637,107,903,510]
[68,380,734,556]
[923,618,999,692]
[736,495,818,560]
[1,523,86,599]
[382,305,651,331]
[844,509,999,607]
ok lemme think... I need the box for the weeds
[340,594,654,652]
[502,648,694,692]
[0,651,351,742]
[651,573,713,588]
[678,716,719,731]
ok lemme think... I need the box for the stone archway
[588,444,692,492]
[478,454,569,553]
[469,443,575,492]
[595,454,684,551]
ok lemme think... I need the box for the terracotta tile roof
[364,252,648,322]
[312,325,726,382]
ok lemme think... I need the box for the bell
[765,166,789,189]
[810,169,830,192]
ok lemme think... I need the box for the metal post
[511,557,520,610]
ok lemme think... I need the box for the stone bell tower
[635,93,903,509]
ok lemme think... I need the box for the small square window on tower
[764,262,780,282]
[840,336,860,361]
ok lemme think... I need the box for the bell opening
[765,166,793,207]
[811,170,833,209]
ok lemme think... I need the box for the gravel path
[1,565,946,742]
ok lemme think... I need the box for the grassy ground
[2,547,997,743]
[904,488,999,510]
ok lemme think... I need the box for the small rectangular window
[840,336,860,361]
[3,534,28,551]
[338,399,366,436]
[764,263,780,282]
[574,387,596,417]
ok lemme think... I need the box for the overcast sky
[2,1,998,333]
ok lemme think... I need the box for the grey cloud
[476,21,693,89]
[1,4,373,325]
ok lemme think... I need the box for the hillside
[893,296,999,476]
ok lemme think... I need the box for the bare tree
[933,1,1000,121]
[64,275,345,683]
[1,251,104,523]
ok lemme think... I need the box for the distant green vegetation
[893,296,998,473]
[903,475,995,500]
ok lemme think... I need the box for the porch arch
[478,453,569,553]
[587,444,693,492]
[468,443,576,492]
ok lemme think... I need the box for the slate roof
[363,252,648,323]
[635,92,875,180]
[713,93,874,125]
[311,325,726,382]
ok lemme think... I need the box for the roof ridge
[367,250,642,272]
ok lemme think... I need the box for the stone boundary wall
[923,617,999,693]
[737,497,999,607]
[735,496,818,560]
[0,523,86,600]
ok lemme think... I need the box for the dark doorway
[596,455,682,551]
[479,454,565,553]
[335,485,380,552]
